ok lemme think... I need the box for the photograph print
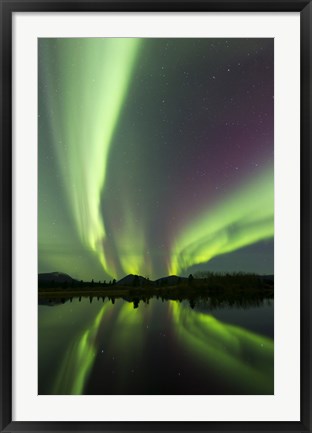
[38,38,274,395]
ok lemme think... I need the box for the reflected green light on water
[170,301,274,394]
[116,302,144,326]
[52,301,146,394]
[53,303,110,394]
[108,302,146,390]
[41,298,273,395]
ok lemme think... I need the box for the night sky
[38,38,274,281]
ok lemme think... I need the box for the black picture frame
[1,0,311,431]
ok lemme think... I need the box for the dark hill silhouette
[116,274,152,287]
[38,272,77,284]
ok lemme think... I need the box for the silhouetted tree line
[193,271,271,291]
[38,278,117,290]
[39,272,273,300]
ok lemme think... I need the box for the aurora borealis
[39,38,274,281]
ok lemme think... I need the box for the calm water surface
[38,296,273,395]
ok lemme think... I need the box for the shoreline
[38,284,274,300]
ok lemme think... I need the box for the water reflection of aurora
[52,303,108,395]
[51,301,149,394]
[170,301,273,394]
[46,299,273,395]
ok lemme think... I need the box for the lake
[38,295,274,395]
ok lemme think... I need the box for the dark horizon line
[38,270,274,283]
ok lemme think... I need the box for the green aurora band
[39,39,273,279]
[110,198,149,277]
[40,39,141,276]
[169,166,274,275]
